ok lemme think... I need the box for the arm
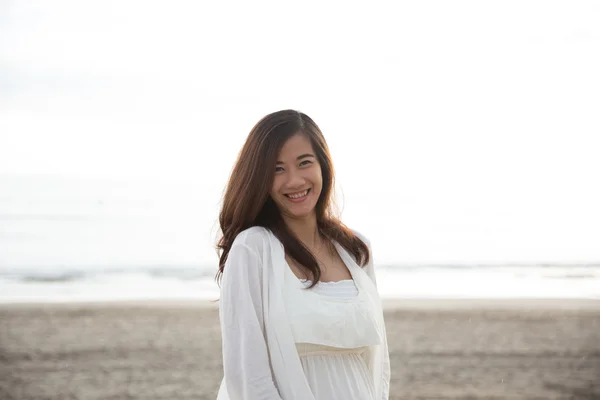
[219,243,283,399]
[364,240,391,400]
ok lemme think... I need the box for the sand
[1,299,599,400]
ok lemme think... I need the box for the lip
[284,188,311,203]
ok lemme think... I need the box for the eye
[299,160,313,167]
[275,166,284,173]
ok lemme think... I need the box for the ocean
[1,175,599,303]
[1,263,599,304]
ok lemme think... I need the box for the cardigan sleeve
[363,237,391,400]
[219,243,283,400]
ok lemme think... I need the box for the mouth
[284,188,311,201]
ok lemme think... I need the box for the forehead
[277,134,314,159]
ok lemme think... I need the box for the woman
[216,110,390,399]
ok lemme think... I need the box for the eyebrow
[276,153,315,165]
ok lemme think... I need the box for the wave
[1,264,598,286]
[0,266,218,284]
[378,263,600,270]
[1,264,599,302]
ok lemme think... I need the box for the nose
[285,169,306,189]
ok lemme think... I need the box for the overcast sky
[1,1,599,266]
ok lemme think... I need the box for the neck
[282,213,320,248]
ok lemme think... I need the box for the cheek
[271,176,283,197]
[314,168,324,188]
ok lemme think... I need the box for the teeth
[288,190,308,199]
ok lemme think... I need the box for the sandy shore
[1,299,599,400]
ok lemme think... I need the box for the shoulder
[231,226,272,255]
[224,227,272,274]
[349,228,375,273]
[349,228,378,283]
[350,228,372,248]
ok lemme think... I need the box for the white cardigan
[217,226,390,400]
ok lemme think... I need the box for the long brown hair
[216,109,369,287]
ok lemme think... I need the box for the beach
[1,299,599,400]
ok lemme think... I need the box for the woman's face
[270,133,323,220]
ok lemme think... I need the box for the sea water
[1,175,599,303]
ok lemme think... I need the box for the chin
[283,205,317,220]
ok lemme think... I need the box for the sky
[1,1,599,267]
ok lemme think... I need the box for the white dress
[283,258,382,400]
[217,226,390,400]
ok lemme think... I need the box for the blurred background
[2,2,600,400]
[1,1,599,301]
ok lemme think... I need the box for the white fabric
[284,260,382,349]
[287,269,381,399]
[298,279,359,297]
[297,343,376,399]
[217,227,390,400]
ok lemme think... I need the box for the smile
[285,189,310,200]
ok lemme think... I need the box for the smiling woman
[217,110,370,287]
[271,135,323,220]
[215,110,390,399]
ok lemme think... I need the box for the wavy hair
[216,109,369,287]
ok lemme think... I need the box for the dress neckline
[300,279,354,284]
[284,241,362,299]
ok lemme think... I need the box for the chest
[318,249,353,281]
[285,245,353,282]
[270,238,384,348]
[282,266,382,348]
